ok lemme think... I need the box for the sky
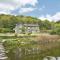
[0,0,60,21]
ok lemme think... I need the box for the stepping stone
[0,43,8,60]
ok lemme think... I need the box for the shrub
[50,30,56,35]
[50,28,60,35]
[0,28,14,33]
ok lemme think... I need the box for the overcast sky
[0,0,60,21]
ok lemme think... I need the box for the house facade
[13,23,40,34]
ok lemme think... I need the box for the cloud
[39,12,60,21]
[0,0,38,14]
[19,8,35,14]
[15,0,38,6]
[52,12,60,20]
[0,3,15,14]
[0,3,14,10]
[39,6,45,11]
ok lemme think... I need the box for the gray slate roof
[16,23,39,27]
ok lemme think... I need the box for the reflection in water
[7,48,41,60]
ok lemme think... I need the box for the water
[7,48,41,60]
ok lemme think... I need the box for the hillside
[0,14,60,35]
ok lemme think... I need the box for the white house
[13,23,40,34]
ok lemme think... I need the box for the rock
[0,43,8,60]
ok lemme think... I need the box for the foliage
[50,23,60,35]
[21,26,26,34]
[0,14,60,34]
[0,28,14,33]
[50,28,60,35]
[3,38,36,51]
[0,14,39,33]
[38,19,52,30]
